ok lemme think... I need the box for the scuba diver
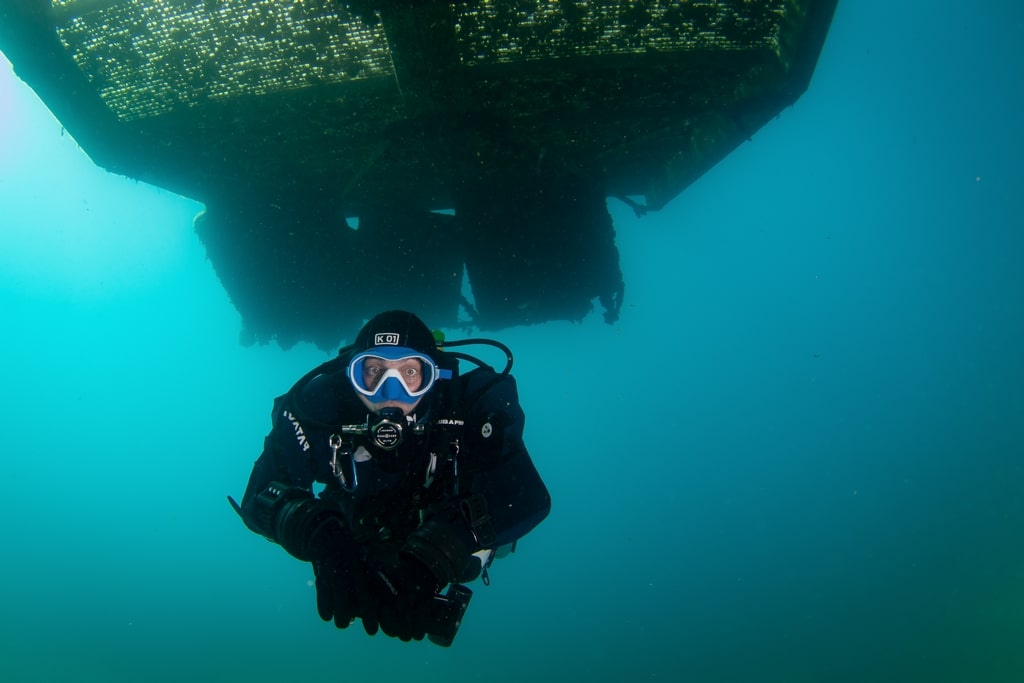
[232,310,551,645]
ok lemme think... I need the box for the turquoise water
[2,2,1022,682]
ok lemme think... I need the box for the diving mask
[347,346,450,405]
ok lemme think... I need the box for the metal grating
[453,0,789,65]
[53,0,393,121]
[50,0,792,122]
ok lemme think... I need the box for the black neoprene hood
[354,310,438,357]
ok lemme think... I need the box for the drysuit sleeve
[238,392,322,538]
[460,371,551,548]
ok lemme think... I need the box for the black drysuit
[239,352,551,591]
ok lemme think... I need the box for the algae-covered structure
[0,0,838,348]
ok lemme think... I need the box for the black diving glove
[311,521,367,630]
[361,515,477,641]
[362,545,440,642]
[252,483,368,630]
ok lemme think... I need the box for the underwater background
[1,2,1022,682]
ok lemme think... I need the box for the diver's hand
[313,555,364,629]
[363,549,439,642]
[309,522,366,629]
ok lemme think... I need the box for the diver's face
[356,356,424,414]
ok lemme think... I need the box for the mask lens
[348,348,438,402]
[363,360,422,392]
